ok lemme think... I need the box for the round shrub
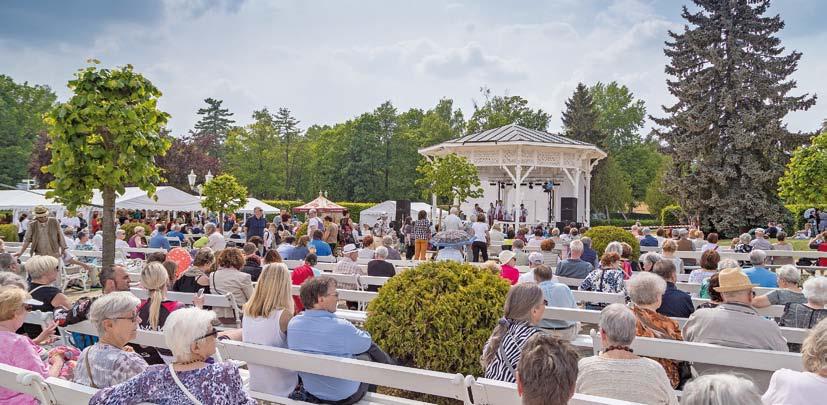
[660,204,684,226]
[365,260,510,377]
[294,222,308,239]
[0,224,18,242]
[584,226,640,260]
[120,222,152,239]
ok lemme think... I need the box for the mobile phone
[196,288,205,298]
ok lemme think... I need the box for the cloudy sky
[1,0,825,136]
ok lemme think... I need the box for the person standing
[412,210,431,261]
[15,206,66,260]
[306,209,324,235]
[322,216,339,254]
[487,203,496,227]
[243,207,267,241]
[471,214,490,262]
[17,213,29,242]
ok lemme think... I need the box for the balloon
[167,247,192,279]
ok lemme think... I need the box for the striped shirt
[483,321,540,383]
[412,219,431,240]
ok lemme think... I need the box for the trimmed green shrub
[660,205,684,226]
[294,222,308,239]
[365,261,510,378]
[334,202,374,223]
[0,224,18,242]
[584,225,640,260]
[120,222,152,239]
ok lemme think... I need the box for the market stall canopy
[359,200,440,228]
[28,186,204,212]
[292,192,346,213]
[0,189,64,211]
[236,197,280,214]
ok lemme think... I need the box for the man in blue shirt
[244,207,267,240]
[653,259,695,318]
[309,230,332,257]
[277,236,296,259]
[639,227,659,247]
[556,240,593,279]
[288,277,379,403]
[743,249,779,288]
[167,224,185,247]
[148,225,171,250]
[534,264,579,340]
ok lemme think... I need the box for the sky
[1,0,825,136]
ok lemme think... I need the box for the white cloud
[417,42,528,81]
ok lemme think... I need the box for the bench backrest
[469,377,642,405]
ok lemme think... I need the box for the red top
[291,264,315,312]
[500,265,519,285]
[818,242,827,267]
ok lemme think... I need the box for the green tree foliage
[201,174,248,231]
[644,155,676,217]
[467,88,550,133]
[614,142,666,202]
[590,156,633,214]
[660,205,685,226]
[273,107,302,198]
[561,83,602,146]
[584,226,640,260]
[415,153,483,206]
[224,109,283,198]
[653,0,816,234]
[44,61,171,269]
[193,97,235,158]
[155,133,221,191]
[778,130,827,204]
[365,261,510,378]
[589,82,646,153]
[0,75,56,185]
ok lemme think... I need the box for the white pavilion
[419,124,606,229]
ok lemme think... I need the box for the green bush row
[590,219,660,227]
[0,224,18,242]
[261,200,376,223]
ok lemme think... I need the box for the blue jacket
[640,235,659,247]
[148,233,170,250]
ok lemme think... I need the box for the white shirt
[763,369,827,405]
[115,239,130,250]
[526,238,543,248]
[242,309,298,396]
[92,233,103,250]
[471,222,488,241]
[18,218,29,234]
[206,232,227,251]
[443,215,462,231]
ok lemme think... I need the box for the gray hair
[628,272,666,306]
[718,258,740,271]
[163,307,217,363]
[88,292,140,335]
[641,227,651,235]
[382,235,394,246]
[749,249,767,266]
[803,277,827,306]
[681,374,762,405]
[204,222,216,233]
[580,236,592,248]
[0,253,15,270]
[640,252,662,267]
[450,207,459,215]
[0,272,27,289]
[739,233,752,244]
[375,246,389,259]
[569,239,584,253]
[116,229,126,237]
[599,303,636,346]
[604,241,623,256]
[776,265,801,285]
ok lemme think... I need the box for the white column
[514,165,522,230]
[585,174,592,227]
[574,169,581,225]
[431,192,437,222]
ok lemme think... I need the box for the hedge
[261,200,376,223]
[120,222,152,240]
[0,224,18,242]
[584,225,640,260]
[365,261,510,381]
[590,219,660,227]
[660,205,684,226]
[261,200,305,214]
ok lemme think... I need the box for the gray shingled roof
[451,124,594,146]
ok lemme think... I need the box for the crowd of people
[1,203,827,404]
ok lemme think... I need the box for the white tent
[359,201,439,228]
[23,186,203,212]
[236,197,280,214]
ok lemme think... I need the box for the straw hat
[33,205,49,219]
[498,250,516,264]
[713,268,758,293]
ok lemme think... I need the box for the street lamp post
[187,169,213,196]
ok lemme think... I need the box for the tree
[224,109,283,198]
[614,142,666,203]
[27,132,54,187]
[44,61,171,270]
[589,81,646,153]
[778,130,827,204]
[156,133,221,191]
[375,101,398,196]
[415,153,483,207]
[273,108,301,198]
[193,97,235,158]
[1,75,56,185]
[201,174,248,232]
[590,156,633,215]
[652,0,816,234]
[644,155,676,217]
[561,83,602,146]
[466,88,550,133]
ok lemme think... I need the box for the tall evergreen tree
[194,98,235,159]
[273,108,301,198]
[653,0,816,234]
[561,83,602,147]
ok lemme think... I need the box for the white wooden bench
[467,376,642,405]
[130,287,243,325]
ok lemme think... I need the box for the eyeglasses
[110,313,140,322]
[194,329,219,342]
[326,292,340,298]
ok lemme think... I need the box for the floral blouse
[579,267,626,294]
[74,343,148,388]
[0,332,48,405]
[89,362,257,405]
[633,306,684,388]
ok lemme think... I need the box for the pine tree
[194,98,235,159]
[652,0,816,234]
[561,83,602,147]
[273,108,301,198]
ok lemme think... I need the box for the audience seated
[700,232,719,253]
[743,249,778,288]
[263,249,283,264]
[653,259,695,318]
[538,238,559,268]
[481,283,544,383]
[173,248,213,294]
[640,251,662,272]
[619,242,639,277]
[135,262,190,364]
[241,243,263,282]
[74,292,148,388]
[276,235,296,260]
[511,239,529,266]
[498,250,519,285]
[148,224,171,250]
[660,239,684,274]
[358,235,375,260]
[533,265,578,340]
[555,240,593,279]
[580,237,598,269]
[778,277,827,346]
[242,263,298,397]
[754,265,805,311]
[209,248,253,324]
[639,227,659,247]
[688,249,720,284]
[0,272,27,289]
[580,252,626,309]
[22,255,70,338]
[516,252,544,284]
[682,374,762,405]
[366,247,395,292]
[763,318,827,404]
[288,277,391,404]
[628,272,685,388]
[90,307,256,404]
[333,244,363,291]
[772,231,796,265]
[696,273,723,309]
[576,303,678,404]
[750,227,774,251]
[286,235,310,261]
[382,236,402,260]
[291,253,317,313]
[309,230,332,257]
[515,334,579,405]
[0,286,63,405]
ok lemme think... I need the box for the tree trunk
[102,187,116,270]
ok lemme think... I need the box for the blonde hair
[662,239,677,253]
[243,263,294,318]
[0,286,28,321]
[141,262,169,330]
[481,260,501,274]
[26,255,60,279]
[802,317,827,373]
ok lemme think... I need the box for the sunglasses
[194,329,219,342]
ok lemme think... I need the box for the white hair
[569,239,584,253]
[204,223,216,233]
[776,265,801,285]
[599,304,636,346]
[749,249,767,265]
[382,235,394,246]
[803,277,827,306]
[640,252,662,267]
[375,246,389,259]
[116,229,126,236]
[739,233,752,244]
[681,374,762,405]
[450,207,459,215]
[604,241,623,256]
[0,272,27,289]
[628,272,667,306]
[717,258,740,271]
[89,292,140,335]
[163,307,217,363]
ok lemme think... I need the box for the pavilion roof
[451,124,593,146]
